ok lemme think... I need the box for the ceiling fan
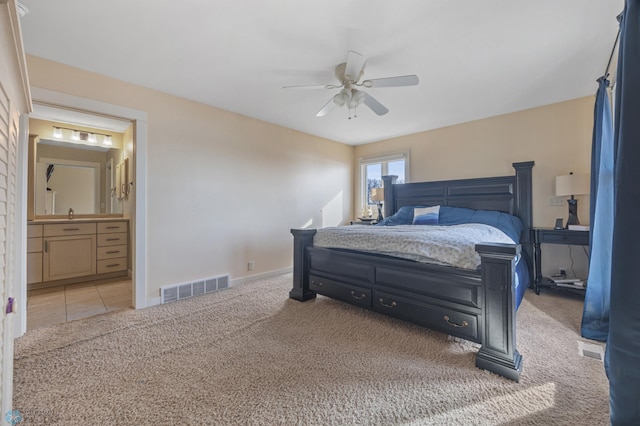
[283,51,419,118]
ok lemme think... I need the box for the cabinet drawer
[97,245,128,260]
[27,237,43,253]
[44,223,96,237]
[27,224,43,238]
[373,291,479,342]
[309,275,371,308]
[97,258,128,274]
[97,221,128,234]
[97,233,127,246]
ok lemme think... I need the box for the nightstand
[533,228,590,294]
[350,220,378,225]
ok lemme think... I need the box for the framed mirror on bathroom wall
[27,118,131,220]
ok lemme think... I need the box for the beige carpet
[14,274,608,425]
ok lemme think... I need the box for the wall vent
[160,274,230,304]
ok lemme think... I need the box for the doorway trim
[18,87,148,335]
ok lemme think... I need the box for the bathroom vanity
[27,218,129,289]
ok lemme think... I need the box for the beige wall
[27,55,354,300]
[355,97,594,277]
[25,54,592,294]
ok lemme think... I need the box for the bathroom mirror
[34,139,124,216]
[27,117,129,220]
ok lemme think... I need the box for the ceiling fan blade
[282,84,340,90]
[362,75,419,88]
[363,93,389,116]
[344,50,366,82]
[316,97,337,117]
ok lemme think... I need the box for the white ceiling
[18,0,623,145]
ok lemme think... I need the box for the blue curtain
[580,77,613,342]
[608,1,640,423]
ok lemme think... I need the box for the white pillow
[413,206,440,225]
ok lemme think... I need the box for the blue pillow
[375,205,426,226]
[412,206,440,225]
[376,204,524,243]
[439,206,524,243]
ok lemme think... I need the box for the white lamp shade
[555,173,589,196]
[370,188,384,202]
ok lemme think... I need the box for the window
[360,152,408,209]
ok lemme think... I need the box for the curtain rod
[604,28,621,79]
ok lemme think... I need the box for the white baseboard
[230,267,292,286]
[143,267,293,308]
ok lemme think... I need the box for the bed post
[290,229,317,301]
[512,161,534,280]
[382,175,398,218]
[475,243,522,382]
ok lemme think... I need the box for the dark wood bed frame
[290,161,534,381]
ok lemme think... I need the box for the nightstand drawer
[537,230,589,245]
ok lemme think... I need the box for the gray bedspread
[313,224,515,270]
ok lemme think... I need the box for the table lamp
[555,172,589,228]
[370,188,384,222]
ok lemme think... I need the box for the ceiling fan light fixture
[351,90,366,107]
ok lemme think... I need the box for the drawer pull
[63,227,80,231]
[105,263,120,268]
[105,226,120,229]
[444,316,469,328]
[311,280,322,288]
[379,298,397,308]
[105,238,120,241]
[350,291,366,300]
[106,250,120,254]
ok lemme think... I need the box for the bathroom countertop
[29,216,128,224]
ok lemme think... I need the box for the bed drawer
[373,290,479,342]
[309,275,371,308]
[309,248,375,283]
[376,266,481,309]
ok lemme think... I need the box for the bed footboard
[289,229,523,381]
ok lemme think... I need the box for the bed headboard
[381,161,534,269]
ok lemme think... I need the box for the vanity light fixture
[51,126,114,146]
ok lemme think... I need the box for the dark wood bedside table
[533,228,590,294]
[350,219,378,225]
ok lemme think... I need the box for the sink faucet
[68,208,74,220]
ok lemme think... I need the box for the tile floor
[27,277,133,330]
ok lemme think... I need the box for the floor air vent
[160,274,230,304]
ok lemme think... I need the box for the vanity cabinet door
[43,234,97,281]
[27,225,43,284]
